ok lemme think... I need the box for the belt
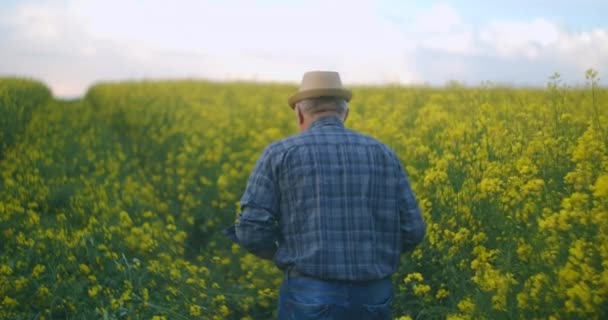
[286,268,391,283]
[286,267,307,278]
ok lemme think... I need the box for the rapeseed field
[0,75,606,319]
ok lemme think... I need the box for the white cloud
[413,3,463,34]
[555,29,608,70]
[0,1,606,97]
[399,4,608,84]
[479,18,561,58]
[1,0,422,96]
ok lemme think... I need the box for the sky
[0,0,607,97]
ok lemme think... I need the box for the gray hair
[294,97,348,118]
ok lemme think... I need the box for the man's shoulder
[266,128,397,158]
[257,134,304,163]
[263,133,303,153]
[345,128,390,146]
[338,128,399,157]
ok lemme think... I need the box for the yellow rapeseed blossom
[88,285,102,298]
[1,78,607,319]
[404,272,424,284]
[31,264,46,279]
[413,283,431,297]
[79,263,91,275]
[0,265,13,276]
[2,296,19,308]
[457,297,475,314]
[435,288,449,300]
[189,304,202,316]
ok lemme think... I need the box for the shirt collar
[309,115,344,130]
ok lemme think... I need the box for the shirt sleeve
[235,147,281,257]
[396,163,426,253]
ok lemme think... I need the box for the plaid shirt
[235,116,426,281]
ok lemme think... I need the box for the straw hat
[288,71,352,109]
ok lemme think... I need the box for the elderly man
[227,71,426,319]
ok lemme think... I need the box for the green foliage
[0,78,52,158]
[0,78,607,319]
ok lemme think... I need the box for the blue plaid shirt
[235,116,426,281]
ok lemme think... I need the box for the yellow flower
[189,304,202,316]
[169,268,182,282]
[592,175,608,198]
[435,288,449,299]
[457,297,475,313]
[403,272,424,284]
[413,283,431,296]
[79,263,91,275]
[231,243,240,254]
[516,242,533,262]
[14,276,28,291]
[36,285,50,299]
[2,296,19,308]
[119,210,133,227]
[217,305,230,317]
[0,264,13,275]
[88,284,102,298]
[31,264,46,279]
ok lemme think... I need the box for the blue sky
[0,0,606,97]
[378,1,608,30]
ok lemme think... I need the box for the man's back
[240,115,425,281]
[232,71,425,319]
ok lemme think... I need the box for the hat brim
[288,88,352,109]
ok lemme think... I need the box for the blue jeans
[277,272,393,320]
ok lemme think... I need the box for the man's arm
[235,207,279,260]
[397,168,426,252]
[234,147,281,260]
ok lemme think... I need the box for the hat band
[288,88,352,108]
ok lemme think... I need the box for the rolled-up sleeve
[397,170,426,252]
[235,148,281,256]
